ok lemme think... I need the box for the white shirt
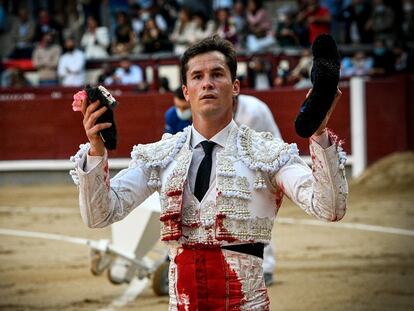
[80,27,110,59]
[105,65,143,85]
[234,94,282,139]
[57,49,86,86]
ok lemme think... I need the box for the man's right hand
[81,99,112,156]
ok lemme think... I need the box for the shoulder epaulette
[237,125,299,175]
[130,127,190,170]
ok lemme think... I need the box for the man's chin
[199,107,222,118]
[197,107,233,123]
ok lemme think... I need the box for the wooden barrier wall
[1,74,413,165]
[365,75,412,163]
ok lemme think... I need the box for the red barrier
[365,75,412,164]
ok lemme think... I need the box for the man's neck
[192,116,232,140]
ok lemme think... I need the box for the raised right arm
[71,95,154,228]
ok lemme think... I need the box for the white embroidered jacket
[71,124,348,246]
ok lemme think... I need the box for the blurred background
[0,1,413,311]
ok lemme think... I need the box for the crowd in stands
[0,0,413,89]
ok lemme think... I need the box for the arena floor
[0,153,413,311]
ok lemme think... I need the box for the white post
[350,77,367,178]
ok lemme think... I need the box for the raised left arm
[274,131,348,221]
[274,88,347,221]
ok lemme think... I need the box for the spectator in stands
[393,43,412,73]
[293,67,313,89]
[8,7,35,59]
[130,3,145,39]
[130,3,168,41]
[58,37,86,87]
[33,8,63,46]
[370,39,395,75]
[287,48,313,84]
[103,0,130,36]
[192,11,215,44]
[32,32,61,86]
[154,0,180,34]
[80,15,110,59]
[275,10,300,47]
[159,76,171,93]
[245,0,275,52]
[295,0,311,46]
[365,0,395,45]
[273,59,291,87]
[319,0,343,41]
[1,68,31,88]
[61,2,84,46]
[97,62,116,84]
[214,8,238,46]
[140,16,172,53]
[146,4,168,32]
[165,86,192,134]
[340,51,373,77]
[401,0,414,42]
[296,0,331,44]
[248,56,273,90]
[104,58,146,90]
[232,0,248,47]
[340,0,372,44]
[170,7,195,55]
[112,11,137,56]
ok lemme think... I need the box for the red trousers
[172,247,269,310]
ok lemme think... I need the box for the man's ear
[182,85,190,103]
[232,79,240,97]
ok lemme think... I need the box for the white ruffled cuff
[69,143,91,186]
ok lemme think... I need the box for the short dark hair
[180,35,237,86]
[173,86,185,100]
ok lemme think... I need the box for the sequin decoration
[182,201,199,227]
[130,126,190,171]
[237,125,299,174]
[200,200,217,227]
[148,169,161,189]
[163,149,192,196]
[216,217,273,242]
[253,170,266,189]
[218,176,252,200]
[216,196,250,219]
[216,154,236,177]
[159,148,192,241]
